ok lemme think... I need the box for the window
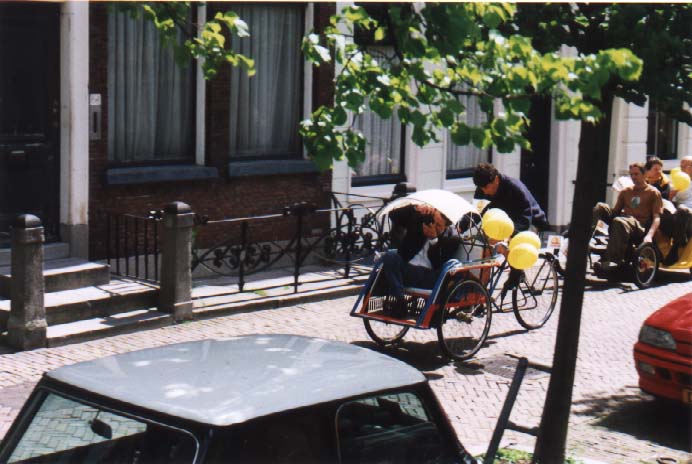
[446,95,488,178]
[107,9,195,164]
[336,392,455,464]
[6,391,197,463]
[352,46,406,186]
[229,4,304,159]
[647,100,678,160]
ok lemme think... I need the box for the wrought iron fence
[90,210,162,283]
[191,192,393,293]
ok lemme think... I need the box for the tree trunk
[532,92,614,463]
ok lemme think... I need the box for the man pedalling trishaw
[351,190,561,361]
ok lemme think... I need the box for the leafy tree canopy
[300,3,642,170]
[512,3,692,125]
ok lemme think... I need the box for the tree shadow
[572,390,692,452]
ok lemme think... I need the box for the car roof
[46,334,426,427]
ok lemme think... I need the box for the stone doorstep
[0,258,110,297]
[0,242,70,267]
[0,280,159,331]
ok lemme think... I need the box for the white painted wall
[60,2,89,255]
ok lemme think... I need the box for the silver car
[0,334,478,463]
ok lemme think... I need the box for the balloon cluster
[481,209,540,270]
[507,231,541,270]
[670,167,691,192]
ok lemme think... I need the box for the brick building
[0,2,335,259]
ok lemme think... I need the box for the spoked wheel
[364,318,409,347]
[512,256,559,330]
[632,243,659,289]
[437,279,492,361]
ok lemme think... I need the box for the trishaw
[351,191,561,361]
[590,219,692,288]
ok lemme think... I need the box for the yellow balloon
[509,231,542,250]
[482,208,509,223]
[672,171,691,192]
[482,215,514,241]
[508,243,539,270]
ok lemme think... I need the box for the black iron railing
[90,210,162,283]
[191,193,393,293]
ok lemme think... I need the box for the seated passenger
[662,156,692,264]
[592,162,662,271]
[645,156,671,199]
[379,205,461,316]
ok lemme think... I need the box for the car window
[336,391,456,464]
[6,390,198,463]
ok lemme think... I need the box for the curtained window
[446,95,489,178]
[229,4,303,159]
[647,100,678,160]
[107,10,195,163]
[352,46,405,186]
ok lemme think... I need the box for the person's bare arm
[644,214,660,243]
[612,192,624,217]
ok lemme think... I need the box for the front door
[520,96,551,217]
[0,2,61,246]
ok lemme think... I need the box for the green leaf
[374,26,386,42]
[450,123,471,146]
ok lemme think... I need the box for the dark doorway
[0,2,61,246]
[520,96,551,216]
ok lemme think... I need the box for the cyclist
[472,163,548,297]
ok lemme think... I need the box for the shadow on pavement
[572,390,692,453]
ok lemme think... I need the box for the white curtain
[229,4,303,158]
[355,109,403,177]
[108,11,194,162]
[355,46,403,178]
[446,95,488,172]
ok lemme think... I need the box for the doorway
[0,2,61,245]
[520,96,551,216]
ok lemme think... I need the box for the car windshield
[4,389,198,463]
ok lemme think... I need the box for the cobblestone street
[0,276,690,463]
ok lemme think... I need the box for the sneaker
[383,296,407,318]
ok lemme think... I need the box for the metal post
[239,221,247,292]
[294,213,303,293]
[345,207,354,278]
[159,202,194,321]
[7,215,47,350]
[484,358,529,464]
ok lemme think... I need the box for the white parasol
[378,189,474,225]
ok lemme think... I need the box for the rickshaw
[590,219,692,288]
[350,190,561,361]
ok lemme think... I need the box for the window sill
[227,159,319,177]
[105,165,219,185]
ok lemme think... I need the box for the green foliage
[300,3,643,169]
[513,3,692,125]
[112,2,254,80]
[480,447,584,463]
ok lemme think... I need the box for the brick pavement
[0,277,690,463]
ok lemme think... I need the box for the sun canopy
[378,189,474,225]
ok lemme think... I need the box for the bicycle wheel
[632,243,658,289]
[364,319,409,347]
[512,256,559,330]
[437,279,492,361]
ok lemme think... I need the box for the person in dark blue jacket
[473,163,548,299]
[473,163,548,232]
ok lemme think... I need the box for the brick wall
[88,2,336,256]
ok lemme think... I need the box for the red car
[634,292,692,404]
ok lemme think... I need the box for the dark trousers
[379,251,439,298]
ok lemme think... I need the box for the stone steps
[0,242,70,267]
[0,258,110,297]
[0,279,159,332]
[46,308,172,348]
